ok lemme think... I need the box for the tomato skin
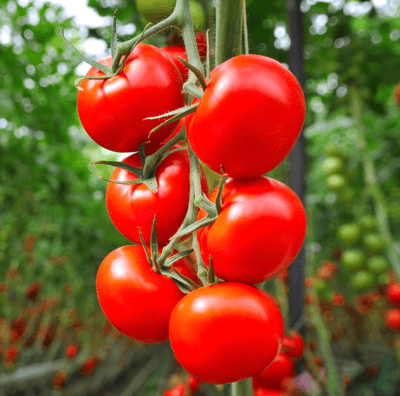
[96,245,186,343]
[252,353,294,390]
[186,55,305,178]
[198,177,306,284]
[169,283,284,384]
[385,308,400,331]
[77,44,183,154]
[163,46,189,81]
[106,148,208,246]
[283,332,304,359]
[387,283,400,304]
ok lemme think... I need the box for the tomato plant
[186,55,306,178]
[163,46,189,81]
[77,44,184,154]
[385,308,400,331]
[106,147,208,246]
[169,283,284,384]
[96,245,191,343]
[198,177,306,284]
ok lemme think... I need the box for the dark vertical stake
[287,0,306,331]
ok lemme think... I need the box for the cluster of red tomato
[75,12,307,385]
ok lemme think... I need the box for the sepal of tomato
[198,176,307,284]
[169,282,284,384]
[96,245,190,343]
[106,147,208,246]
[186,55,306,178]
[77,44,184,154]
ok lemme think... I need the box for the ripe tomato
[96,245,189,343]
[385,308,400,331]
[169,283,284,384]
[186,55,305,178]
[106,147,208,246]
[163,46,189,81]
[77,44,183,154]
[387,283,400,304]
[197,177,306,284]
[253,389,289,396]
[283,332,304,359]
[252,353,294,390]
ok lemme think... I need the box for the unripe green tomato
[337,223,361,245]
[363,233,385,254]
[190,1,206,31]
[321,290,333,302]
[367,256,389,274]
[377,272,389,285]
[136,0,175,22]
[351,270,375,292]
[326,174,347,191]
[358,215,377,233]
[323,143,340,157]
[341,249,366,271]
[314,279,329,295]
[322,156,344,175]
[337,188,355,205]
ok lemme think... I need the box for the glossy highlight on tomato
[198,177,307,284]
[187,55,306,178]
[106,147,208,246]
[169,282,284,384]
[77,44,184,154]
[96,245,187,343]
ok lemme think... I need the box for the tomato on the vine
[96,245,192,343]
[77,44,183,154]
[169,283,284,384]
[186,55,305,178]
[252,353,294,390]
[106,147,208,246]
[385,308,400,331]
[163,46,189,81]
[387,282,400,304]
[197,177,306,284]
[282,332,304,359]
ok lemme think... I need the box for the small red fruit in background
[6,346,19,364]
[394,82,400,106]
[52,371,67,388]
[252,353,294,390]
[284,332,304,359]
[387,282,400,304]
[385,308,400,331]
[332,292,345,307]
[80,357,99,376]
[188,374,201,393]
[66,343,79,359]
[25,282,41,301]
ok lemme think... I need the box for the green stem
[215,0,242,66]
[349,86,400,279]
[231,379,252,396]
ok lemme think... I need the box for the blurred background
[1,0,400,395]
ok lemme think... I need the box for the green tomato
[351,270,375,292]
[322,156,344,175]
[341,249,366,271]
[358,215,377,233]
[337,188,355,205]
[314,279,329,295]
[363,233,385,254]
[190,1,206,31]
[321,290,333,302]
[323,143,340,157]
[326,174,347,191]
[136,0,175,22]
[367,256,389,274]
[377,272,389,285]
[337,223,361,245]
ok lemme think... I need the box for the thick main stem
[231,379,252,396]
[215,0,242,66]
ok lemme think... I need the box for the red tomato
[252,353,294,390]
[284,332,304,359]
[96,245,187,343]
[77,44,184,154]
[254,389,288,396]
[387,282,400,304]
[198,177,306,284]
[169,283,284,384]
[163,384,186,396]
[186,55,305,178]
[106,147,208,246]
[385,308,400,331]
[163,46,189,81]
